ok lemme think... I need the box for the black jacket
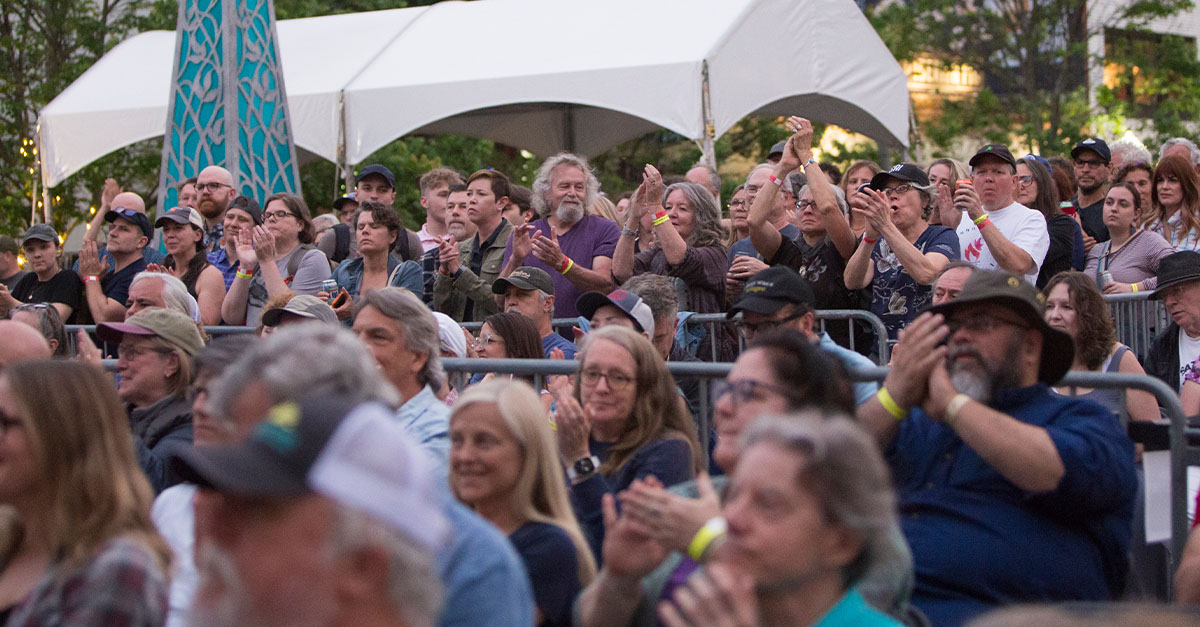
[1146,322,1181,392]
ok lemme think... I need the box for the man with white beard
[855,269,1136,625]
[500,152,619,319]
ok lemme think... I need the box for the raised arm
[84,179,120,243]
[788,116,856,260]
[613,186,650,283]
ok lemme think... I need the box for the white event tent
[37,0,910,191]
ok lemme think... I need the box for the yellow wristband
[687,517,727,563]
[560,259,575,275]
[973,213,990,225]
[876,387,907,420]
[1131,283,1139,293]
[235,269,253,280]
[653,215,670,227]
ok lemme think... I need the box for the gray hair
[207,324,398,424]
[330,505,442,627]
[661,181,727,250]
[531,152,601,217]
[1110,139,1152,167]
[1160,137,1200,165]
[11,302,71,357]
[356,288,444,391]
[621,274,679,322]
[740,413,911,613]
[796,183,852,216]
[130,271,201,323]
[744,163,774,185]
[689,162,721,195]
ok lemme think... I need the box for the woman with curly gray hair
[612,166,729,318]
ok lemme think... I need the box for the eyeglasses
[713,378,792,405]
[116,343,170,360]
[473,334,503,348]
[1074,159,1106,169]
[263,210,295,222]
[1017,175,1034,186]
[735,312,805,338]
[795,199,816,211]
[879,184,914,198]
[580,369,635,391]
[195,182,230,192]
[945,314,1028,336]
[729,200,746,208]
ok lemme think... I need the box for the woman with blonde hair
[589,196,621,224]
[450,379,596,627]
[840,159,882,236]
[926,158,970,227]
[552,325,701,559]
[0,360,170,624]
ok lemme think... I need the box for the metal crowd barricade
[1104,293,1169,361]
[66,324,255,355]
[461,309,891,365]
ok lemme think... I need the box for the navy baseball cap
[728,267,815,317]
[1071,138,1111,164]
[869,163,930,190]
[104,207,153,238]
[356,165,395,189]
[576,289,656,336]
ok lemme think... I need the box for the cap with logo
[356,164,396,189]
[96,307,205,357]
[869,163,930,190]
[576,289,656,336]
[226,195,263,225]
[154,206,206,231]
[727,267,816,318]
[261,295,339,327]
[105,207,154,239]
[1070,137,1111,164]
[170,396,449,552]
[968,143,1016,169]
[20,224,58,246]
[492,266,555,295]
[924,269,1073,384]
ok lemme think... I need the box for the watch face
[574,457,595,476]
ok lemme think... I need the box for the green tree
[868,0,1194,157]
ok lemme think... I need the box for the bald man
[76,186,164,280]
[0,320,51,370]
[195,165,237,253]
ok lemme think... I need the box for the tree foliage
[868,0,1196,157]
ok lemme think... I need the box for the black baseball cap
[1070,138,1111,164]
[492,266,555,295]
[356,165,395,189]
[869,163,930,190]
[768,140,788,160]
[104,207,154,238]
[226,195,263,225]
[333,195,358,212]
[968,144,1016,169]
[727,267,815,318]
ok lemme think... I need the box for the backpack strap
[284,244,316,285]
[332,223,351,262]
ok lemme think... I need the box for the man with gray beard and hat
[500,153,619,320]
[857,269,1136,625]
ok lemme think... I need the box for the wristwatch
[567,455,600,481]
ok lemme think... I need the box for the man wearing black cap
[956,143,1049,284]
[493,266,577,359]
[207,195,262,290]
[77,206,152,321]
[0,224,82,322]
[1145,251,1200,391]
[728,267,878,406]
[348,164,423,263]
[859,270,1135,625]
[1071,137,1112,247]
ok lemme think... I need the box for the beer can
[1098,271,1113,290]
[954,179,972,212]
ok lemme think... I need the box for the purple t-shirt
[502,215,620,318]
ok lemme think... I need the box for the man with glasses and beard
[858,269,1136,626]
[500,153,619,320]
[1070,137,1113,249]
[195,165,238,253]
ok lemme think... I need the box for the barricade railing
[1104,293,1169,361]
[66,324,254,355]
[460,309,890,365]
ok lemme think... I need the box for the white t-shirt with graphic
[956,201,1049,284]
[1178,331,1200,391]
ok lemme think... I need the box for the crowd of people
[5,117,1200,626]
